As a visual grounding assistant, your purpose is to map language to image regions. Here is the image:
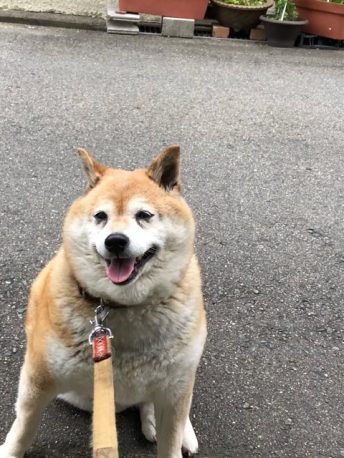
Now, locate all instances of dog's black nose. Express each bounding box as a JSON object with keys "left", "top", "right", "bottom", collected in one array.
[{"left": 105, "top": 233, "right": 129, "bottom": 255}]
